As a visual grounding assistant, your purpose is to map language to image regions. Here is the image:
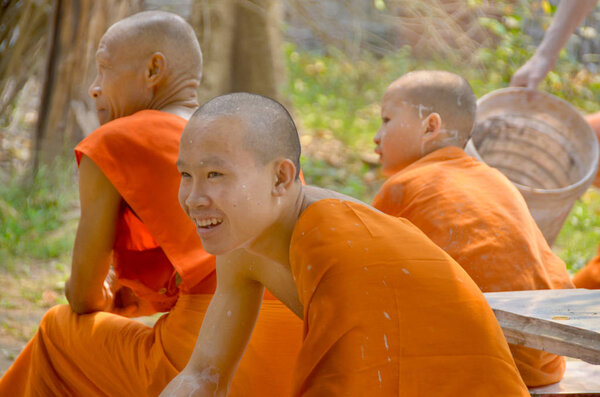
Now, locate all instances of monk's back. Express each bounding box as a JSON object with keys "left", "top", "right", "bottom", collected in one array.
[
  {"left": 373, "top": 146, "right": 572, "bottom": 293},
  {"left": 289, "top": 199, "right": 528, "bottom": 396}
]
